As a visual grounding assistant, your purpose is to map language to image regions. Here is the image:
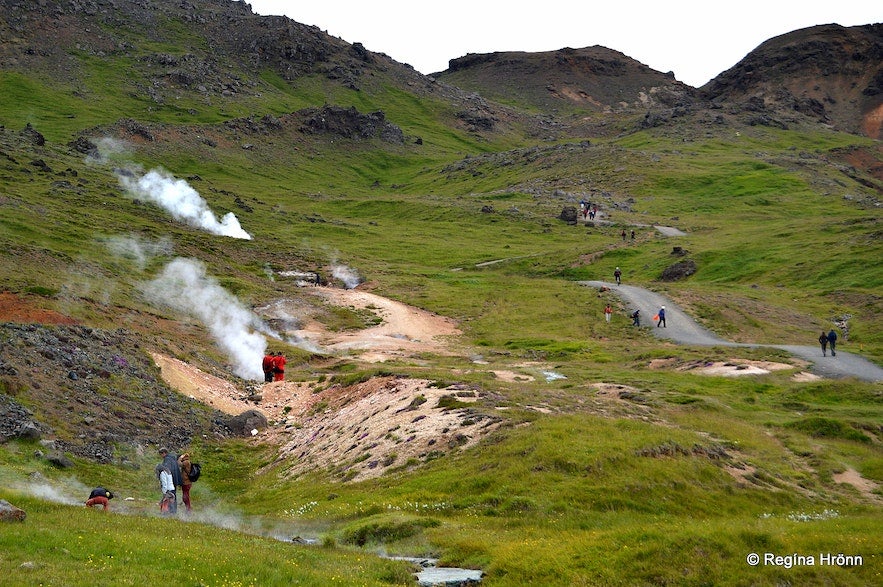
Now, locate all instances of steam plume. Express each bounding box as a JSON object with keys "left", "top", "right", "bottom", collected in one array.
[
  {"left": 119, "top": 168, "right": 252, "bottom": 240},
  {"left": 142, "top": 258, "right": 267, "bottom": 380},
  {"left": 332, "top": 264, "right": 362, "bottom": 289},
  {"left": 105, "top": 235, "right": 173, "bottom": 271}
]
